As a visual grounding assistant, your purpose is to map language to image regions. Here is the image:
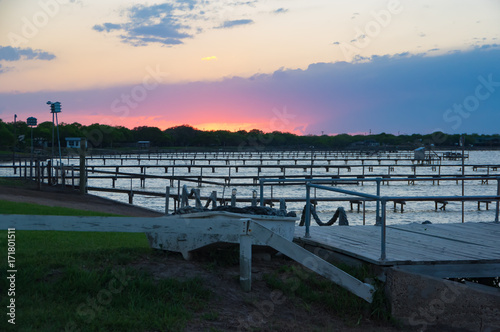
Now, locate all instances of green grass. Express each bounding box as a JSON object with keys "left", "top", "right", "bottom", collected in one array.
[
  {"left": 263, "top": 262, "right": 392, "bottom": 327},
  {"left": 0, "top": 201, "right": 212, "bottom": 331},
  {"left": 0, "top": 200, "right": 121, "bottom": 217},
  {"left": 0, "top": 177, "right": 33, "bottom": 188}
]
